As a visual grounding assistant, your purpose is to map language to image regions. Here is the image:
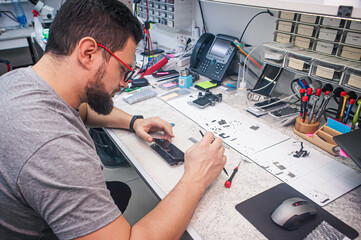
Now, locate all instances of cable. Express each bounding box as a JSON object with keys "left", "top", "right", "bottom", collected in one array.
[
  {"left": 198, "top": 0, "right": 207, "bottom": 33},
  {"left": 28, "top": 0, "right": 38, "bottom": 5},
  {"left": 252, "top": 67, "right": 282, "bottom": 93},
  {"left": 251, "top": 93, "right": 298, "bottom": 109},
  {"left": 239, "top": 9, "right": 273, "bottom": 43},
  {"left": 240, "top": 43, "right": 263, "bottom": 90},
  {"left": 0, "top": 11, "right": 18, "bottom": 22}
]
